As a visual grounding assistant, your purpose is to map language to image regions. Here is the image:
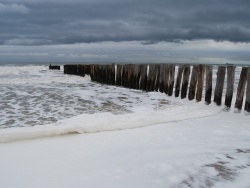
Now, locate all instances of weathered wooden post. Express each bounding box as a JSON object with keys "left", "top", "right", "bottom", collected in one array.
[
  {"left": 152, "top": 64, "right": 158, "bottom": 92},
  {"left": 95, "top": 65, "right": 99, "bottom": 82},
  {"left": 116, "top": 64, "right": 122, "bottom": 86},
  {"left": 77, "top": 64, "right": 81, "bottom": 76},
  {"left": 83, "top": 64, "right": 86, "bottom": 76},
  {"left": 98, "top": 65, "right": 102, "bottom": 82},
  {"left": 175, "top": 65, "right": 184, "bottom": 97},
  {"left": 68, "top": 65, "right": 71, "bottom": 74},
  {"left": 196, "top": 64, "right": 205, "bottom": 102},
  {"left": 99, "top": 65, "right": 103, "bottom": 83},
  {"left": 128, "top": 64, "right": 132, "bottom": 88},
  {"left": 163, "top": 65, "right": 170, "bottom": 95},
  {"left": 109, "top": 64, "right": 114, "bottom": 85},
  {"left": 133, "top": 64, "right": 140, "bottom": 89},
  {"left": 100, "top": 65, "right": 104, "bottom": 83},
  {"left": 225, "top": 66, "right": 236, "bottom": 109},
  {"left": 154, "top": 64, "right": 161, "bottom": 92},
  {"left": 139, "top": 64, "right": 147, "bottom": 91},
  {"left": 147, "top": 64, "right": 157, "bottom": 92},
  {"left": 130, "top": 64, "right": 135, "bottom": 89},
  {"left": 214, "top": 66, "right": 226, "bottom": 106},
  {"left": 188, "top": 65, "right": 198, "bottom": 100},
  {"left": 168, "top": 65, "right": 175, "bottom": 96},
  {"left": 205, "top": 65, "right": 213, "bottom": 104},
  {"left": 121, "top": 65, "right": 125, "bottom": 87},
  {"left": 75, "top": 64, "right": 78, "bottom": 75},
  {"left": 244, "top": 67, "right": 250, "bottom": 113},
  {"left": 108, "top": 64, "right": 111, "bottom": 84},
  {"left": 123, "top": 64, "right": 128, "bottom": 87},
  {"left": 108, "top": 64, "right": 112, "bottom": 84},
  {"left": 93, "top": 65, "right": 98, "bottom": 81},
  {"left": 94, "top": 64, "right": 99, "bottom": 81},
  {"left": 90, "top": 65, "right": 96, "bottom": 80},
  {"left": 181, "top": 65, "right": 191, "bottom": 99},
  {"left": 71, "top": 64, "right": 77, "bottom": 75},
  {"left": 101, "top": 65, "right": 104, "bottom": 83},
  {"left": 69, "top": 65, "right": 72, "bottom": 74},
  {"left": 99, "top": 65, "right": 103, "bottom": 82},
  {"left": 132, "top": 64, "right": 136, "bottom": 89},
  {"left": 85, "top": 65, "right": 90, "bottom": 75},
  {"left": 67, "top": 64, "right": 70, "bottom": 74},
  {"left": 111, "top": 64, "right": 116, "bottom": 85},
  {"left": 69, "top": 65, "right": 74, "bottom": 75},
  {"left": 98, "top": 65, "right": 102, "bottom": 83},
  {"left": 109, "top": 64, "right": 113, "bottom": 85},
  {"left": 105, "top": 65, "right": 109, "bottom": 84},
  {"left": 102, "top": 65, "right": 106, "bottom": 84},
  {"left": 93, "top": 64, "right": 97, "bottom": 81},
  {"left": 69, "top": 64, "right": 72, "bottom": 74},
  {"left": 235, "top": 67, "right": 248, "bottom": 111},
  {"left": 106, "top": 65, "right": 110, "bottom": 84},
  {"left": 125, "top": 64, "right": 129, "bottom": 87},
  {"left": 134, "top": 65, "right": 141, "bottom": 89},
  {"left": 146, "top": 64, "right": 152, "bottom": 91},
  {"left": 158, "top": 64, "right": 164, "bottom": 93},
  {"left": 66, "top": 64, "right": 69, "bottom": 74},
  {"left": 96, "top": 64, "right": 102, "bottom": 83},
  {"left": 82, "top": 65, "right": 86, "bottom": 75},
  {"left": 64, "top": 65, "right": 68, "bottom": 74},
  {"left": 89, "top": 65, "right": 94, "bottom": 81},
  {"left": 70, "top": 65, "right": 73, "bottom": 75},
  {"left": 126, "top": 64, "right": 133, "bottom": 88},
  {"left": 67, "top": 64, "right": 69, "bottom": 74},
  {"left": 72, "top": 65, "right": 74, "bottom": 74},
  {"left": 82, "top": 64, "right": 86, "bottom": 77}
]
